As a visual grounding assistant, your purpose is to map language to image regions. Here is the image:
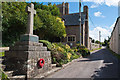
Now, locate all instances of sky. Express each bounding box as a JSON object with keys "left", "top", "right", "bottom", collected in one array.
[{"left": 28, "top": 0, "right": 119, "bottom": 42}]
